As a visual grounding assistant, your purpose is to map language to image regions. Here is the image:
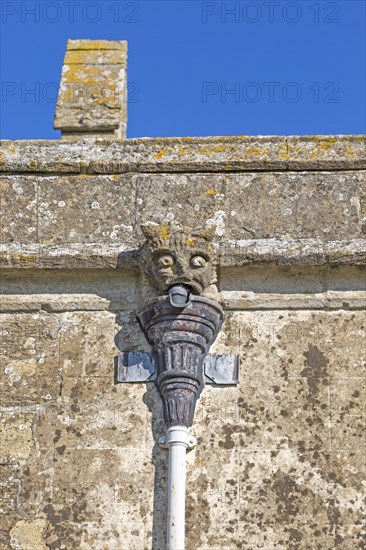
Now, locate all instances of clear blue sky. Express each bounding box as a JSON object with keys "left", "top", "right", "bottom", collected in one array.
[{"left": 1, "top": 0, "right": 365, "bottom": 139}]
